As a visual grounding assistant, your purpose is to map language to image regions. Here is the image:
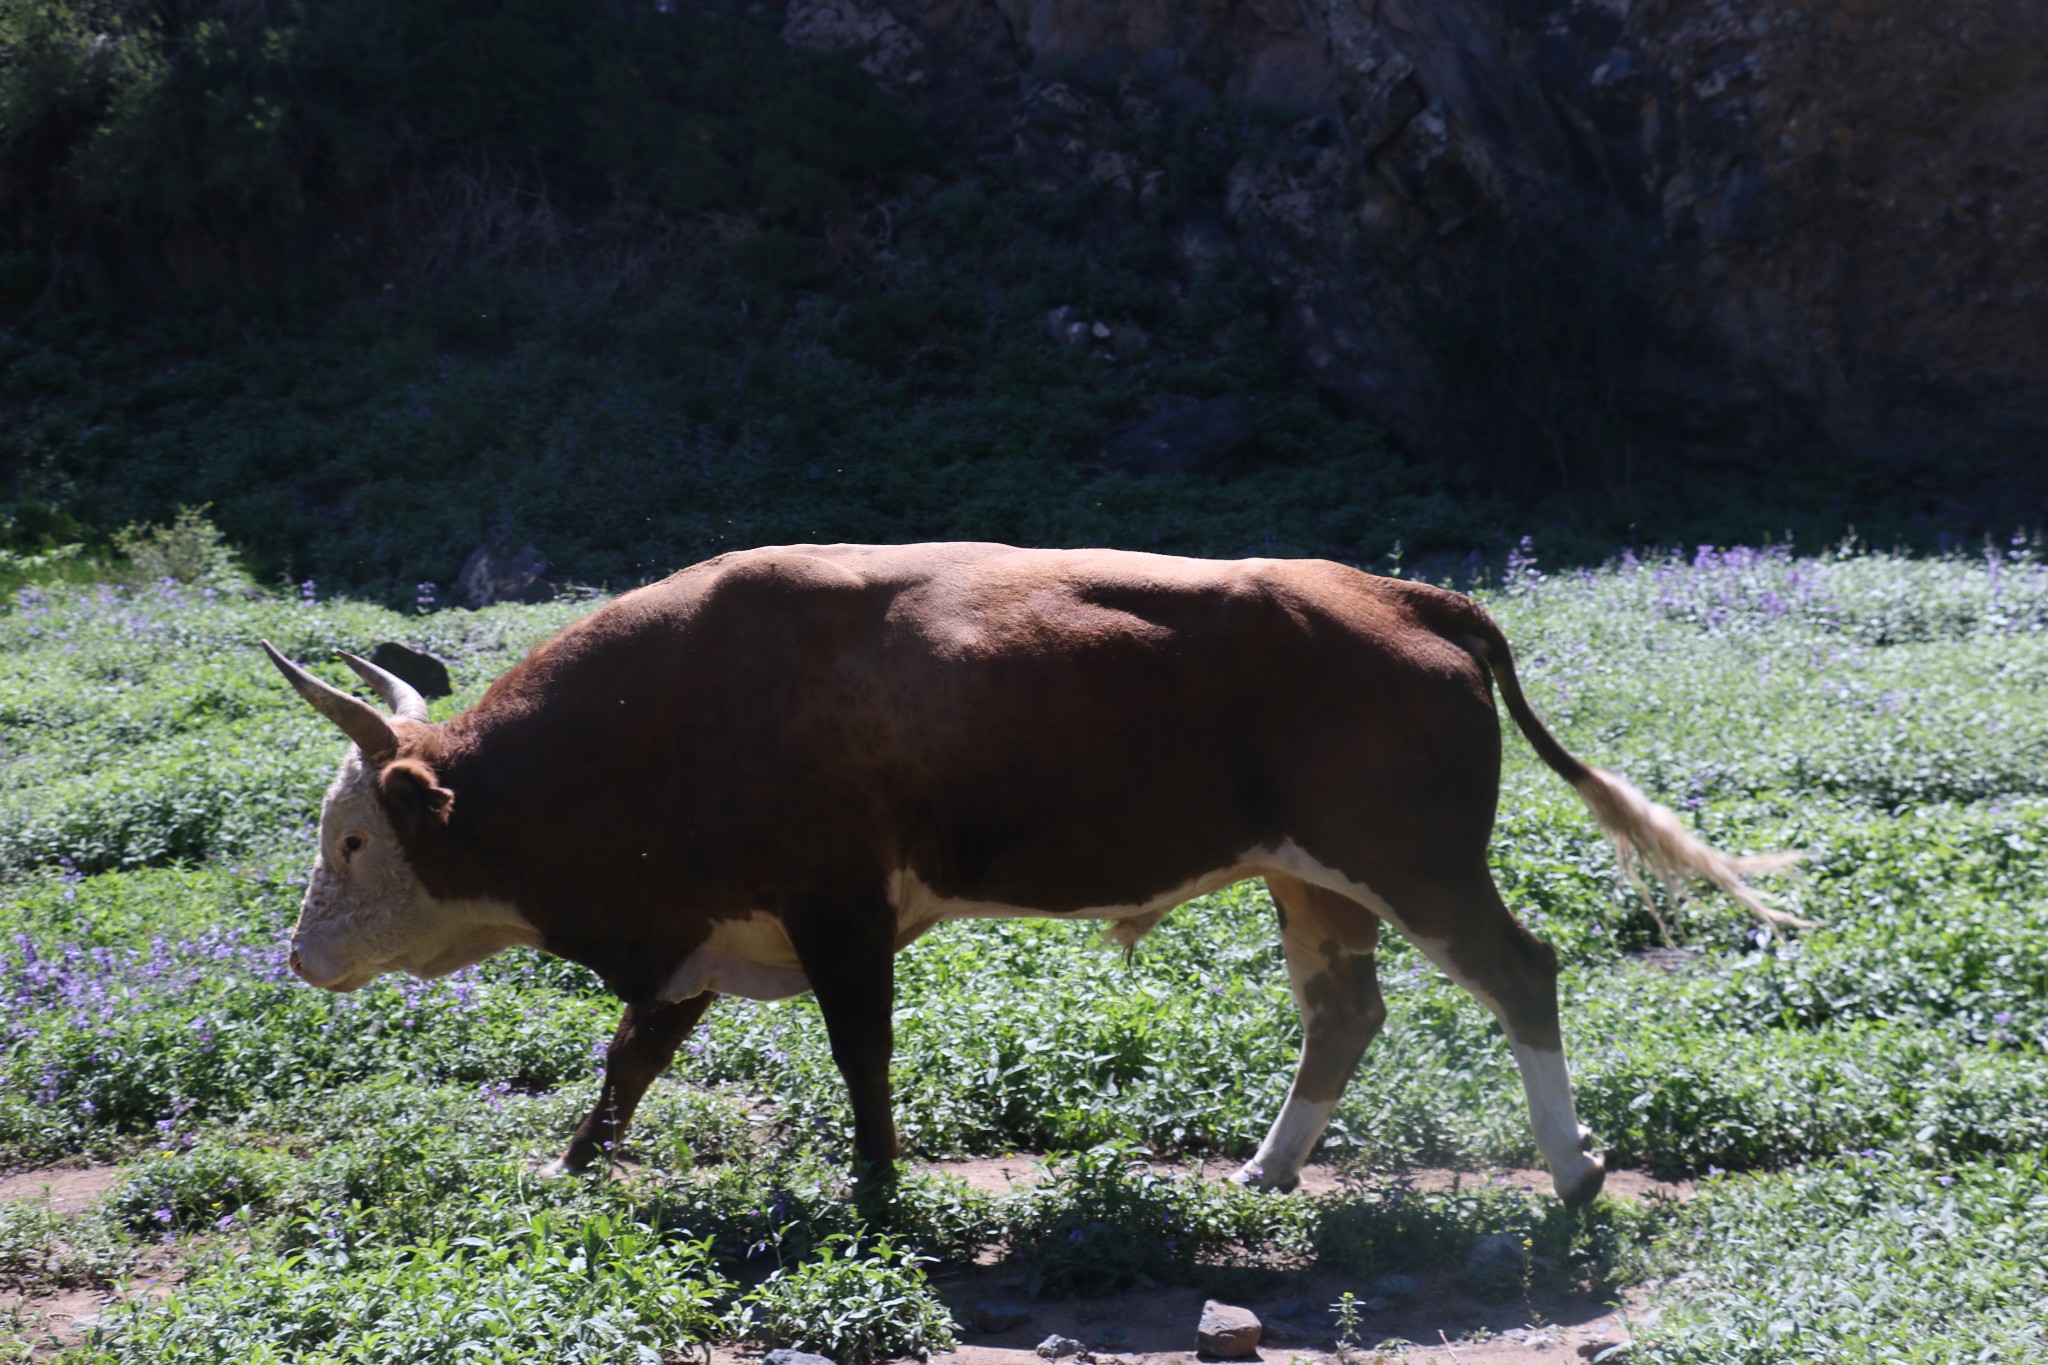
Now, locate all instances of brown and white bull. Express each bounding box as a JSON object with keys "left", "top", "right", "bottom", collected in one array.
[{"left": 263, "top": 543, "right": 1798, "bottom": 1204}]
